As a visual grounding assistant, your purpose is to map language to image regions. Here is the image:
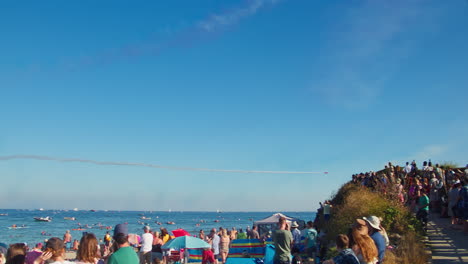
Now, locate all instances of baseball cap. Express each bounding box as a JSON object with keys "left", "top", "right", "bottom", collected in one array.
[{"left": 114, "top": 223, "right": 129, "bottom": 237}]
